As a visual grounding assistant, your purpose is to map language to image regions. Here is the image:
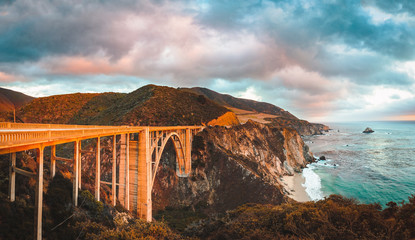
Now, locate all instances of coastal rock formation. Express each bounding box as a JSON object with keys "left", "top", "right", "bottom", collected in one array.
[
  {"left": 267, "top": 117, "right": 330, "bottom": 136},
  {"left": 363, "top": 127, "right": 374, "bottom": 133},
  {"left": 152, "top": 120, "right": 313, "bottom": 214}
]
